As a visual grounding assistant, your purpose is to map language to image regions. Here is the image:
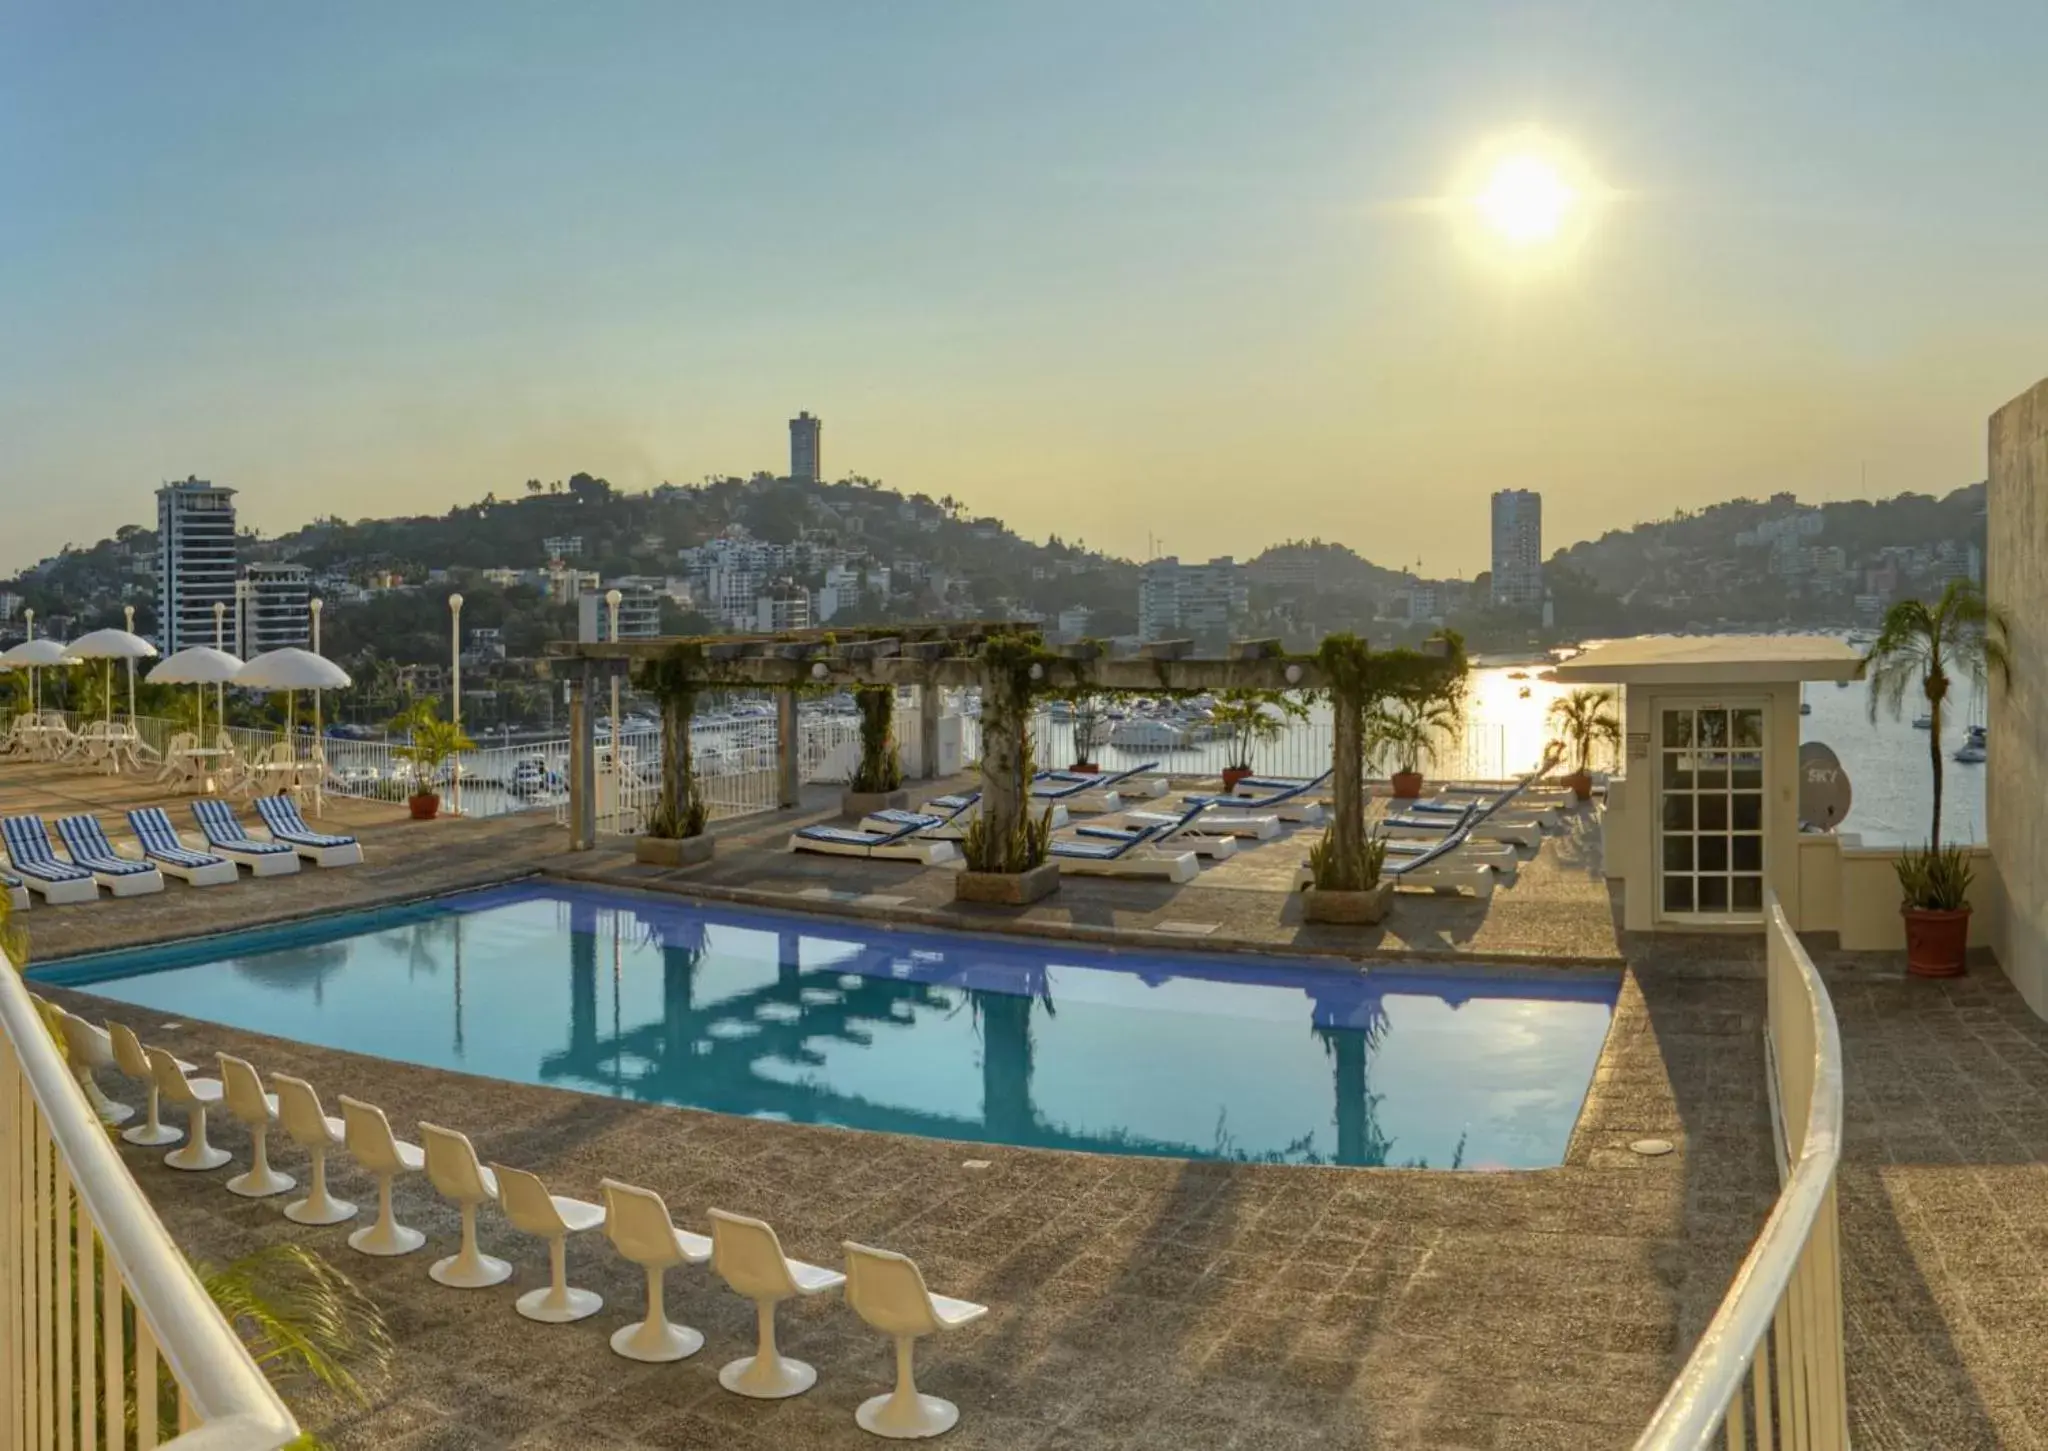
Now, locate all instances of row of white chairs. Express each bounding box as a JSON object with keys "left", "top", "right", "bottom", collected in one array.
[{"left": 47, "top": 1002, "right": 988, "bottom": 1440}]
